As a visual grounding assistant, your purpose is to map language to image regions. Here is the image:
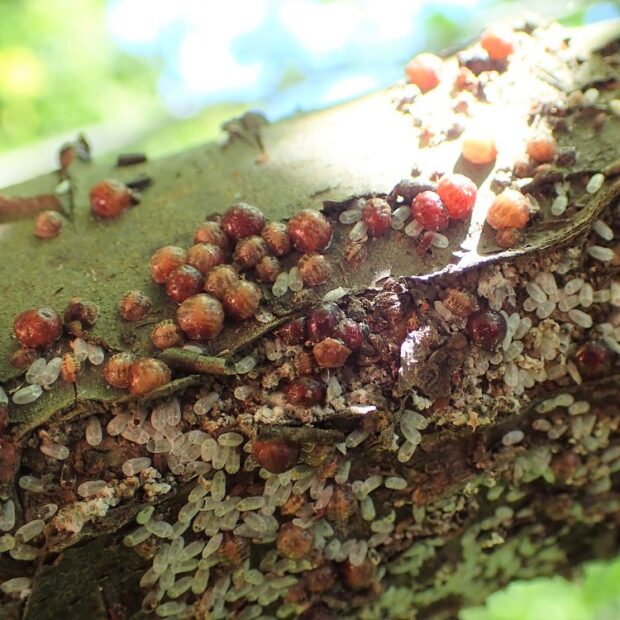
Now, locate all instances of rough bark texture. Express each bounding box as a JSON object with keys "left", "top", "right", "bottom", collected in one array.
[{"left": 0, "top": 16, "right": 620, "bottom": 620}]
